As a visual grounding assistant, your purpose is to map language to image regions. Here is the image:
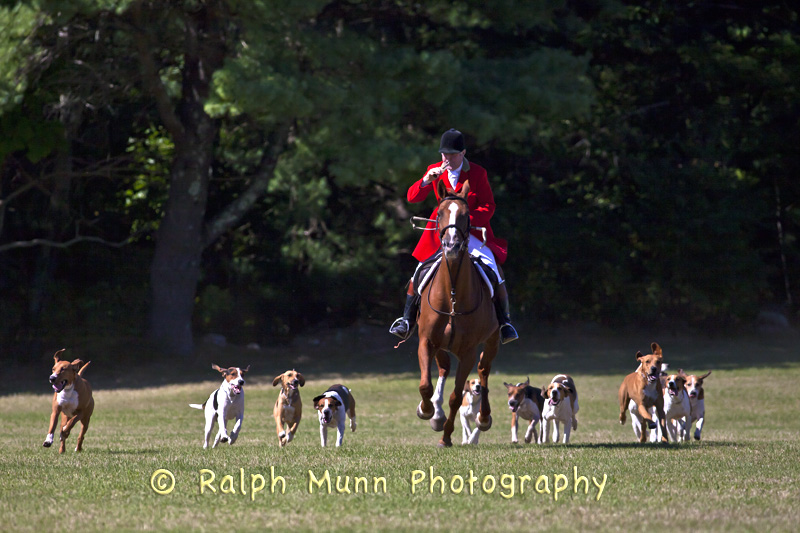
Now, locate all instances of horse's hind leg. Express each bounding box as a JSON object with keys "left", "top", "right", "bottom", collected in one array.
[
  {"left": 430, "top": 350, "right": 450, "bottom": 432},
  {"left": 476, "top": 333, "right": 500, "bottom": 431},
  {"left": 417, "top": 339, "right": 435, "bottom": 420},
  {"left": 439, "top": 354, "right": 473, "bottom": 448}
]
